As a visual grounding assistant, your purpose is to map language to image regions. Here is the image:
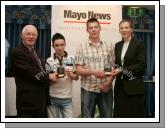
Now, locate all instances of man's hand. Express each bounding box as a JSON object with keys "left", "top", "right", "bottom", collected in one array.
[
  {"left": 65, "top": 69, "right": 79, "bottom": 80},
  {"left": 100, "top": 82, "right": 111, "bottom": 93},
  {"left": 65, "top": 69, "right": 73, "bottom": 78},
  {"left": 92, "top": 69, "right": 106, "bottom": 79},
  {"left": 110, "top": 67, "right": 121, "bottom": 76},
  {"left": 49, "top": 73, "right": 57, "bottom": 82}
]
